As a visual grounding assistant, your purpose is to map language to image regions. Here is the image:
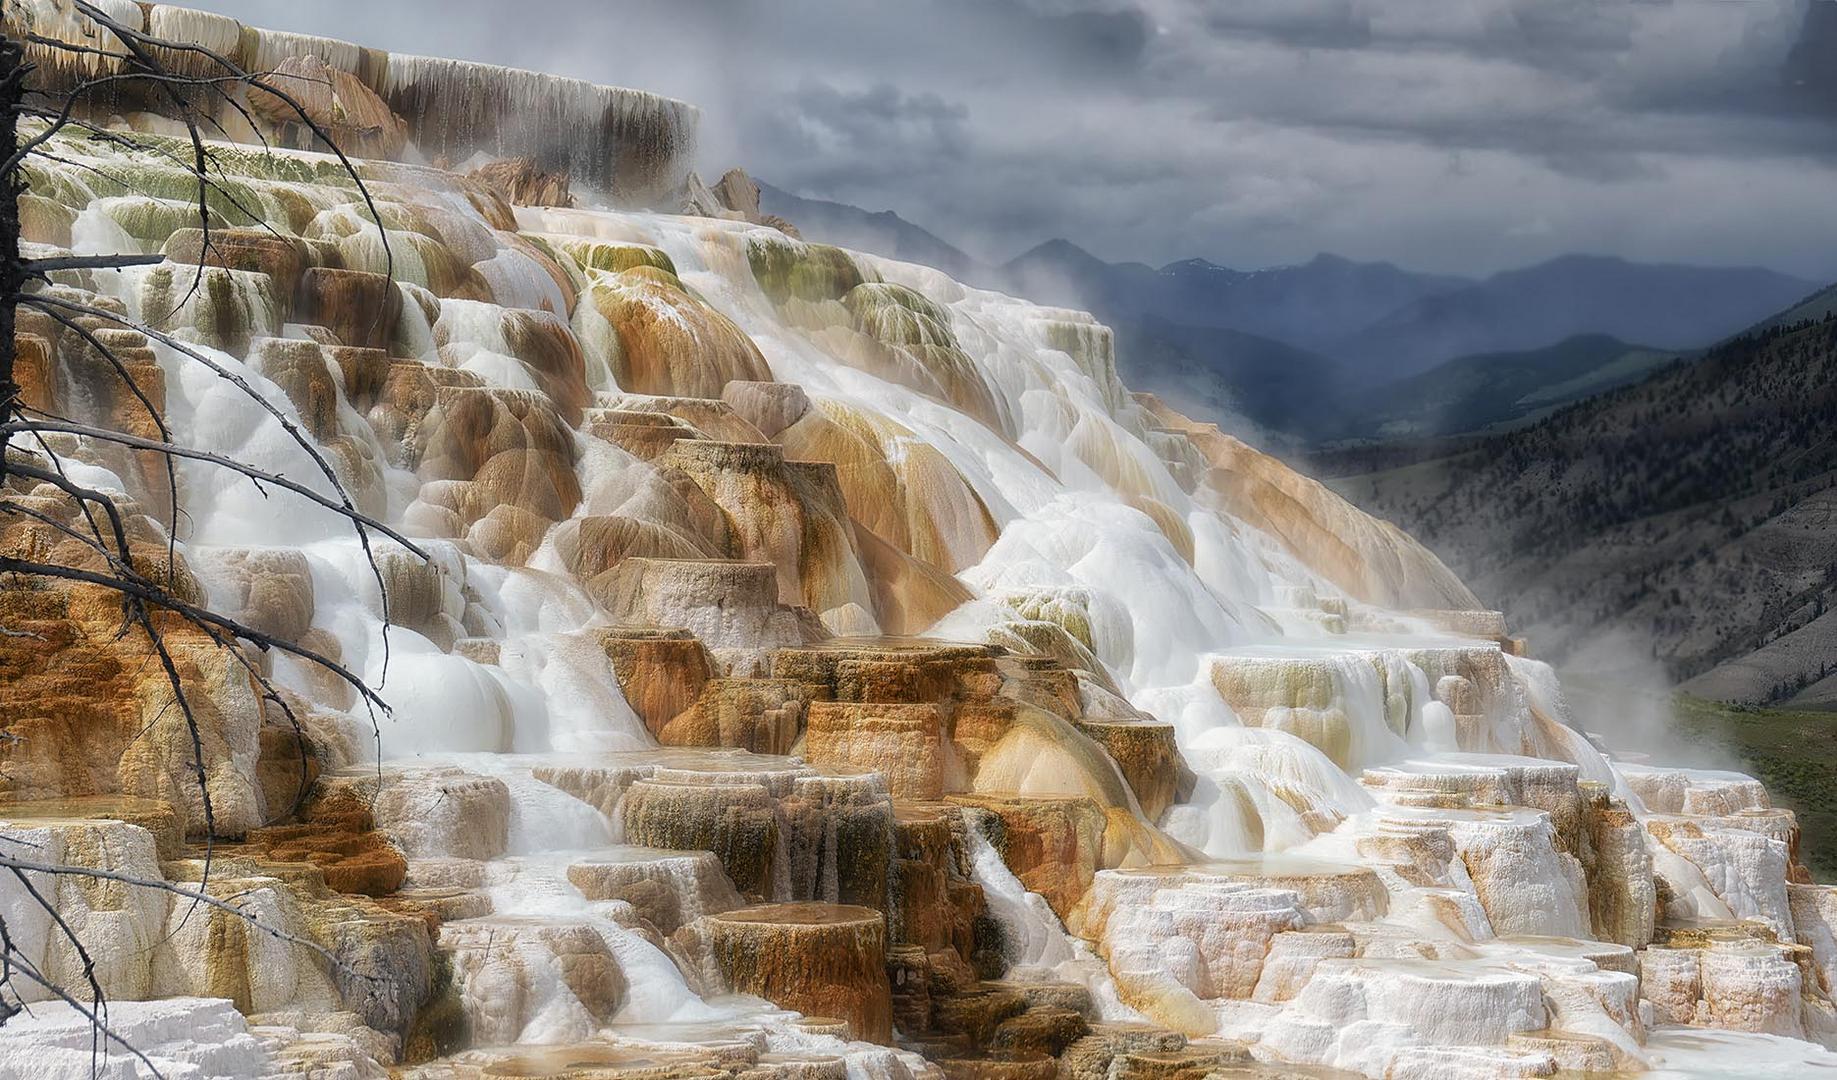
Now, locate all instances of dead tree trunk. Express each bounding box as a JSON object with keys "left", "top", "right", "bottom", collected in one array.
[{"left": 0, "top": 34, "right": 23, "bottom": 428}]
